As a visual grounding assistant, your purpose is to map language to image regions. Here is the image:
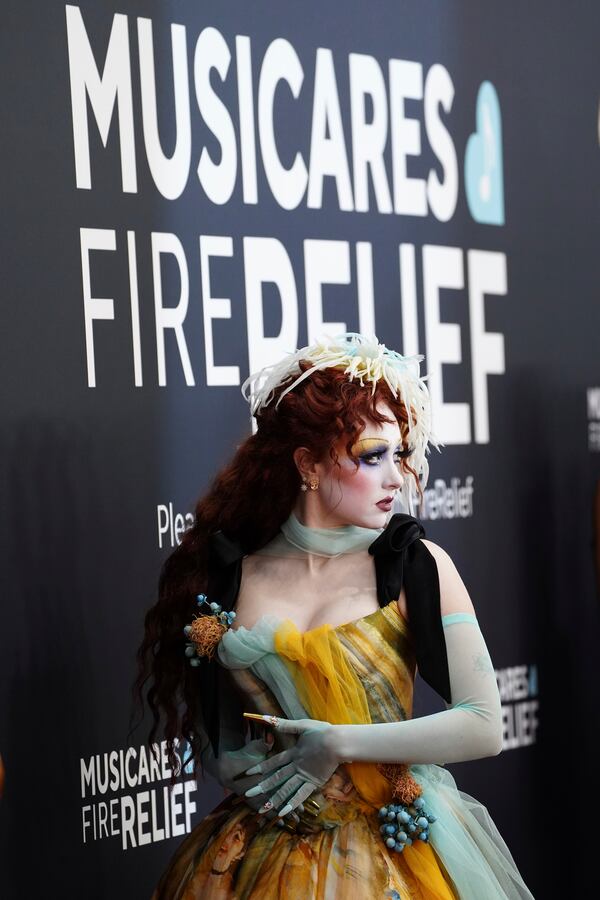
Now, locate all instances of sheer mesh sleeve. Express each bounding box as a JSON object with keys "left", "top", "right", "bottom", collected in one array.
[{"left": 335, "top": 615, "right": 503, "bottom": 765}]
